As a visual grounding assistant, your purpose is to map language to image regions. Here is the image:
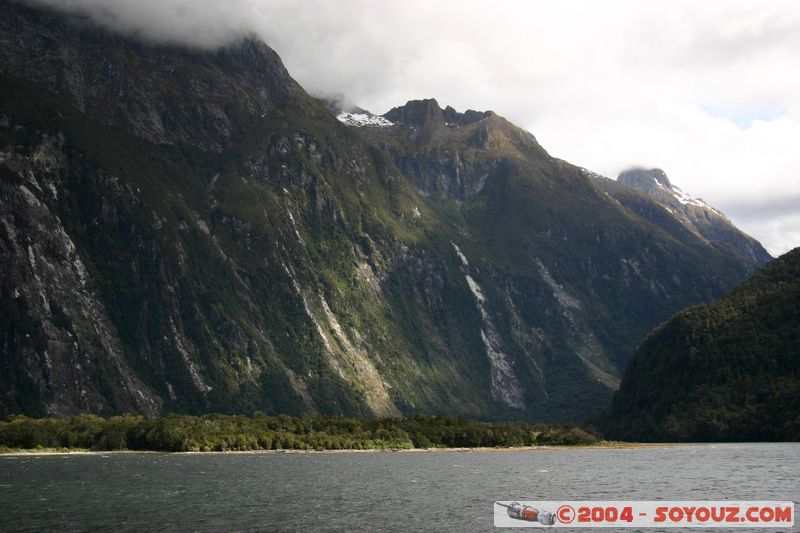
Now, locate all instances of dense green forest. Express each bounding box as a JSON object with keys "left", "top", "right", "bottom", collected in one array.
[
  {"left": 0, "top": 413, "right": 599, "bottom": 452},
  {"left": 606, "top": 247, "right": 800, "bottom": 442}
]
